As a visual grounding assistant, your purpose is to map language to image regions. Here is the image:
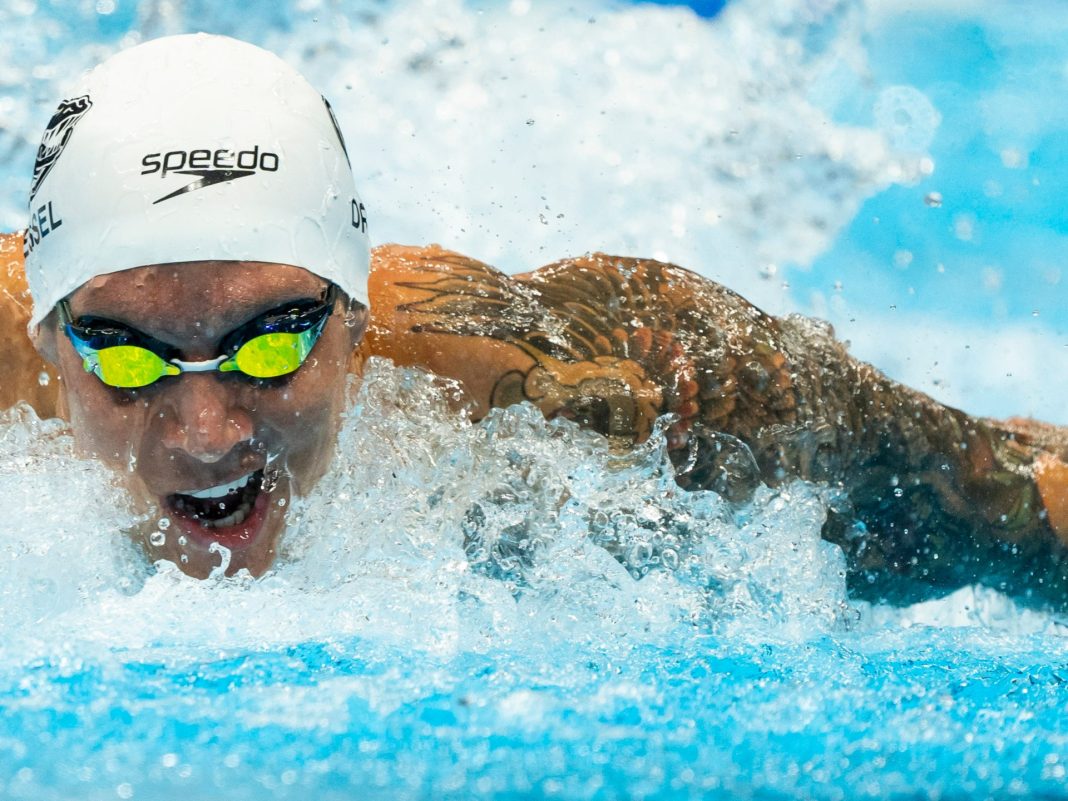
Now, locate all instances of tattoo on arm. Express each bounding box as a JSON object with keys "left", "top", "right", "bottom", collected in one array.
[{"left": 391, "top": 249, "right": 1068, "bottom": 607}]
